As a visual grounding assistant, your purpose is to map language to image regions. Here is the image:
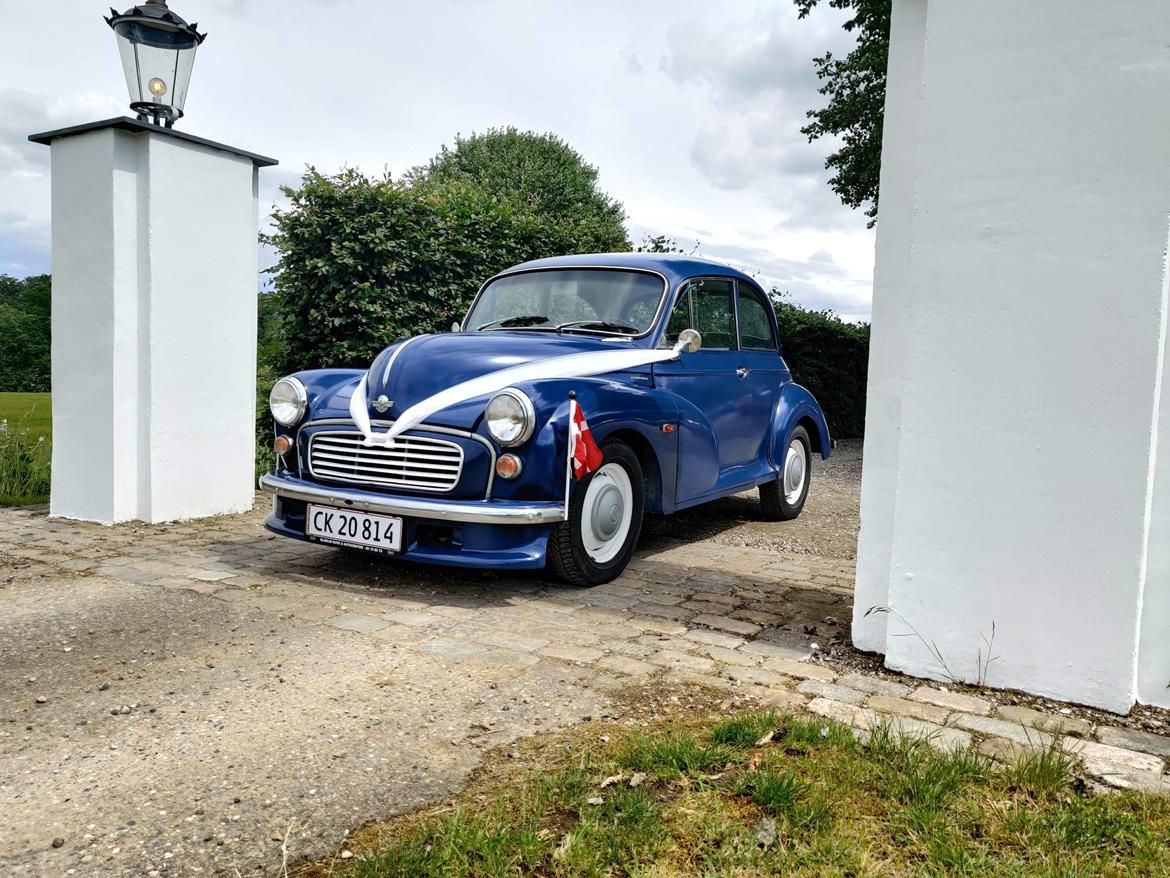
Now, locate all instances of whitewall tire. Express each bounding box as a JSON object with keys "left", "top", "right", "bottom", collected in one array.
[{"left": 549, "top": 440, "right": 644, "bottom": 586}]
